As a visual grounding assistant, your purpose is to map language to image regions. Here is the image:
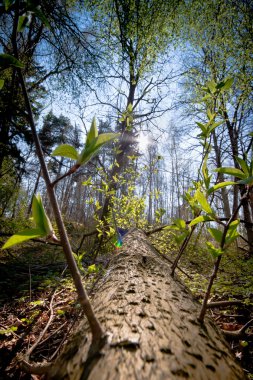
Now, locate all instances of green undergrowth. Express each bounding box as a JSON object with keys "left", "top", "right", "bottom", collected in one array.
[
  {"left": 0, "top": 228, "right": 105, "bottom": 308},
  {"left": 150, "top": 230, "right": 253, "bottom": 305}
]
